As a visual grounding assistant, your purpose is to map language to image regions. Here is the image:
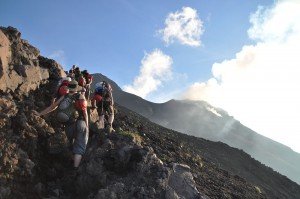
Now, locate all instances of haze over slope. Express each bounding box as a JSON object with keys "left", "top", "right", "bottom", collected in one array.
[
  {"left": 4, "top": 26, "right": 300, "bottom": 198},
  {"left": 93, "top": 73, "right": 300, "bottom": 185}
]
